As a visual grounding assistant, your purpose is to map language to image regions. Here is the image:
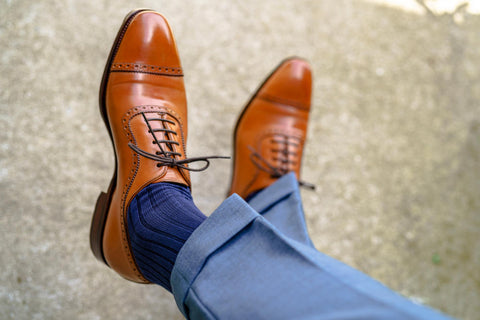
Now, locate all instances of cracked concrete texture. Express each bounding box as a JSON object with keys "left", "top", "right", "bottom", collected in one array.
[{"left": 1, "top": 0, "right": 479, "bottom": 319}]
